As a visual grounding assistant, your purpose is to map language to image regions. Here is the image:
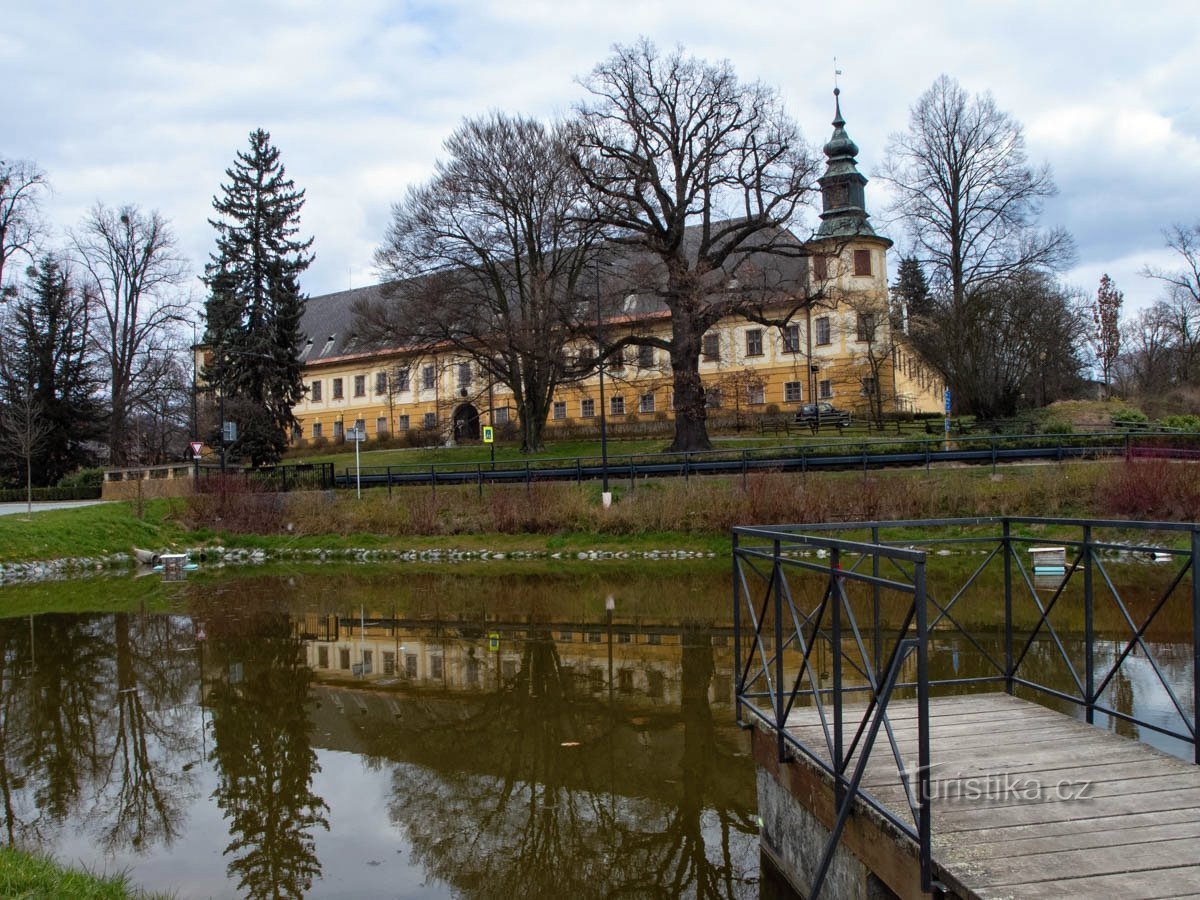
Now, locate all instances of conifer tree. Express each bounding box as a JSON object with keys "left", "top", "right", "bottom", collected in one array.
[
  {"left": 203, "top": 129, "right": 312, "bottom": 466},
  {"left": 0, "top": 255, "right": 104, "bottom": 485},
  {"left": 891, "top": 255, "right": 932, "bottom": 322}
]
